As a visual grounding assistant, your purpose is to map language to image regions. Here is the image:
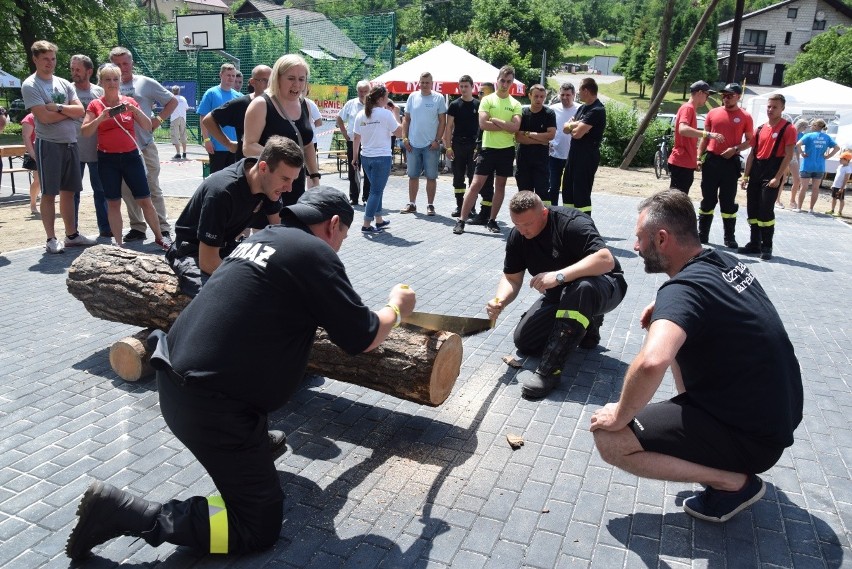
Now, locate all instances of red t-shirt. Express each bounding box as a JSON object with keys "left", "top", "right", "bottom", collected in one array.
[
  {"left": 21, "top": 113, "right": 36, "bottom": 146},
  {"left": 87, "top": 96, "right": 140, "bottom": 153},
  {"left": 704, "top": 106, "right": 753, "bottom": 156},
  {"left": 668, "top": 102, "right": 698, "bottom": 169},
  {"left": 752, "top": 119, "right": 796, "bottom": 159}
]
